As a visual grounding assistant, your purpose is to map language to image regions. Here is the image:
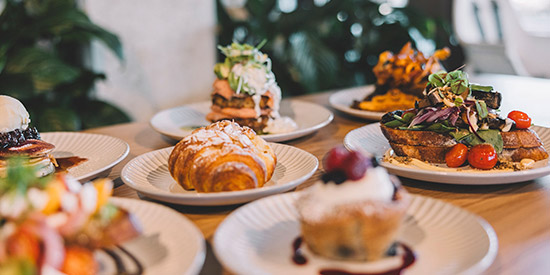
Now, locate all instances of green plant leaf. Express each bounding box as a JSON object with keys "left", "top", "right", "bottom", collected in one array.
[
  {"left": 35, "top": 107, "right": 81, "bottom": 131},
  {"left": 288, "top": 32, "right": 338, "bottom": 93},
  {"left": 77, "top": 99, "right": 131, "bottom": 129},
  {"left": 461, "top": 129, "right": 503, "bottom": 153},
  {"left": 5, "top": 47, "right": 79, "bottom": 91}
]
